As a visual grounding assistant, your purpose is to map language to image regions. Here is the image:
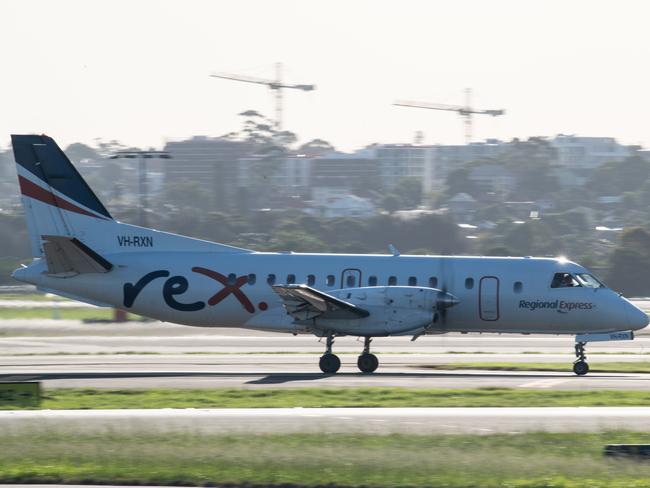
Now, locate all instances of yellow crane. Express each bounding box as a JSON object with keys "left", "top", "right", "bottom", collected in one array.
[
  {"left": 210, "top": 62, "right": 315, "bottom": 131},
  {"left": 394, "top": 88, "right": 504, "bottom": 144}
]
